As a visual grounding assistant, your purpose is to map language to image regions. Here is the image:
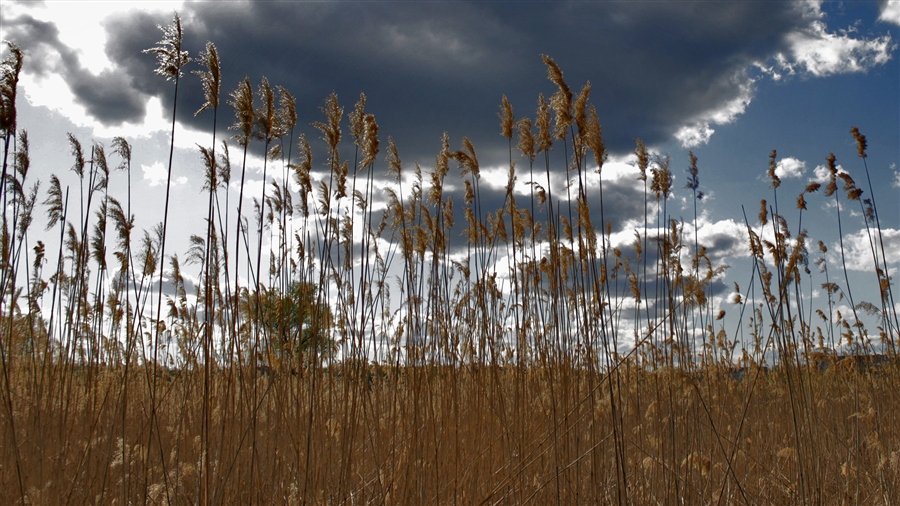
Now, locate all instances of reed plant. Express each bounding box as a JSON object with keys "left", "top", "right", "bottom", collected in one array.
[{"left": 1, "top": 22, "right": 898, "bottom": 505}]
